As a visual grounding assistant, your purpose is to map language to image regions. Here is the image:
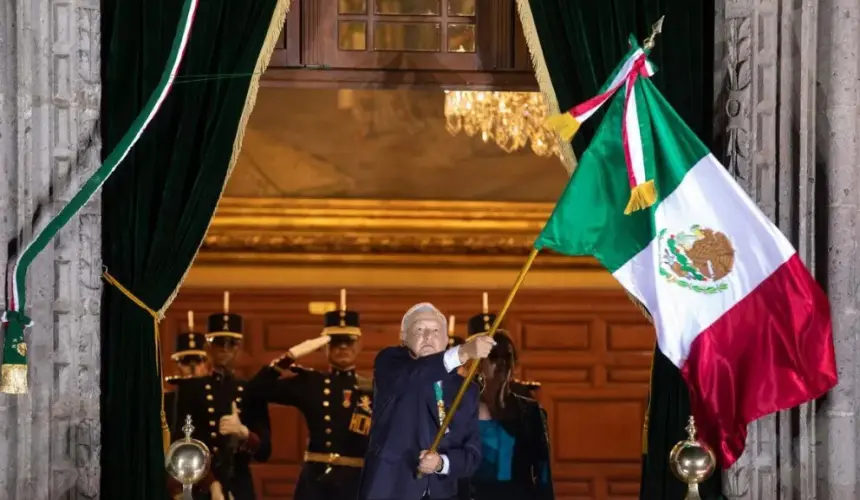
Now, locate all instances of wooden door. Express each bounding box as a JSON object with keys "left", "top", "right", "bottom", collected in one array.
[
  {"left": 163, "top": 287, "right": 653, "bottom": 500},
  {"left": 264, "top": 0, "right": 538, "bottom": 90}
]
